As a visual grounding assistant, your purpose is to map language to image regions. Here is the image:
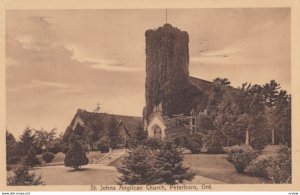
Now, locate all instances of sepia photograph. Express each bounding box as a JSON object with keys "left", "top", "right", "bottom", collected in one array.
[{"left": 1, "top": 1, "right": 299, "bottom": 192}]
